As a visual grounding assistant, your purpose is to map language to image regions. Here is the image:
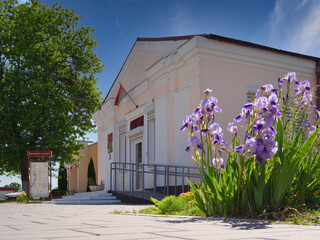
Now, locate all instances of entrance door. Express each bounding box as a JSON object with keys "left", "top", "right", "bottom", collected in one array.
[{"left": 130, "top": 137, "right": 143, "bottom": 189}]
